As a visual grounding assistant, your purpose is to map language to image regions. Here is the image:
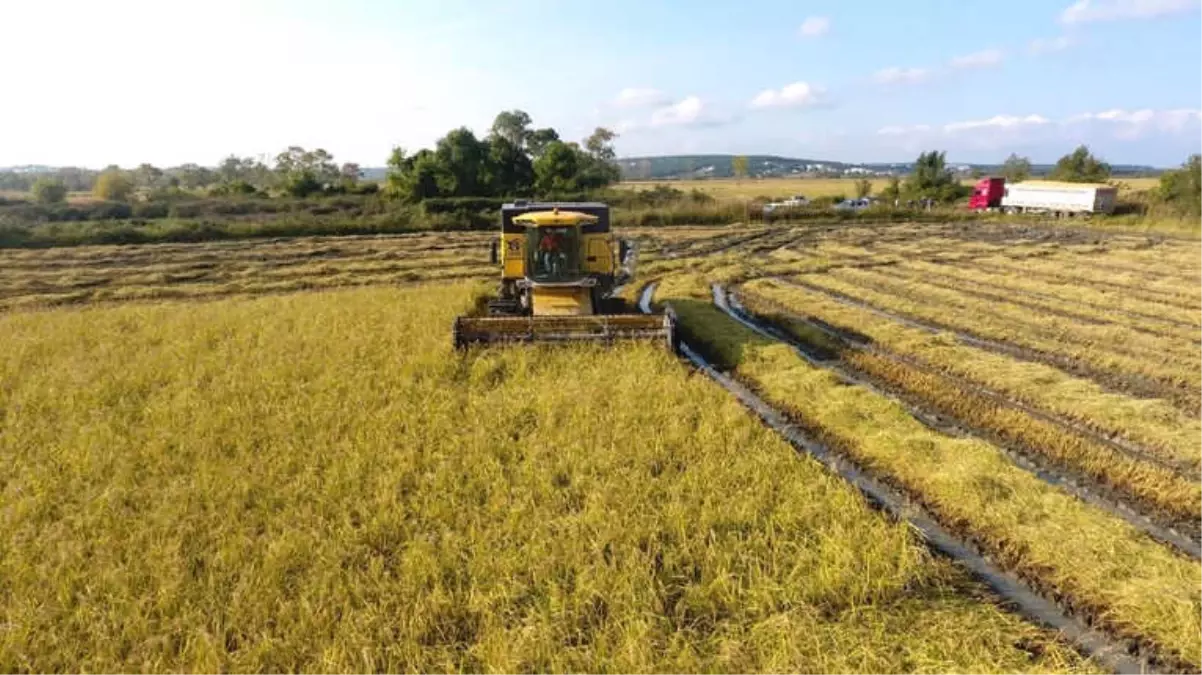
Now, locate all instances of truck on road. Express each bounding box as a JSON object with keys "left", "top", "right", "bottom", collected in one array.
[{"left": 968, "top": 178, "right": 1118, "bottom": 216}]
